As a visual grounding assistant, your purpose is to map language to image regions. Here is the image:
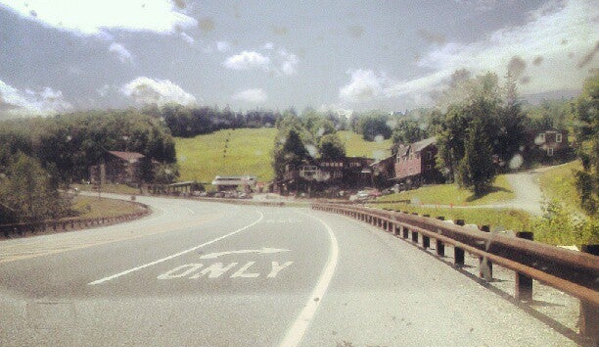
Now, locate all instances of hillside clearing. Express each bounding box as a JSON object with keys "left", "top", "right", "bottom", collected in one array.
[{"left": 175, "top": 128, "right": 277, "bottom": 183}]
